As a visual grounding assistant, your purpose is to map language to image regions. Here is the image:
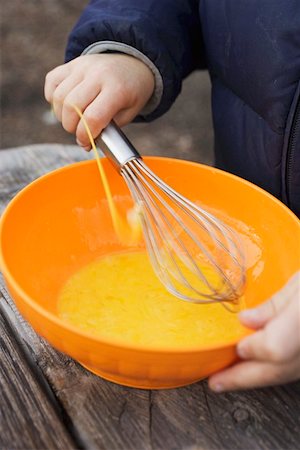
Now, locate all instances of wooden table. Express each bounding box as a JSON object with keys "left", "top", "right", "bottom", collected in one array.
[{"left": 1, "top": 144, "right": 299, "bottom": 450}]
